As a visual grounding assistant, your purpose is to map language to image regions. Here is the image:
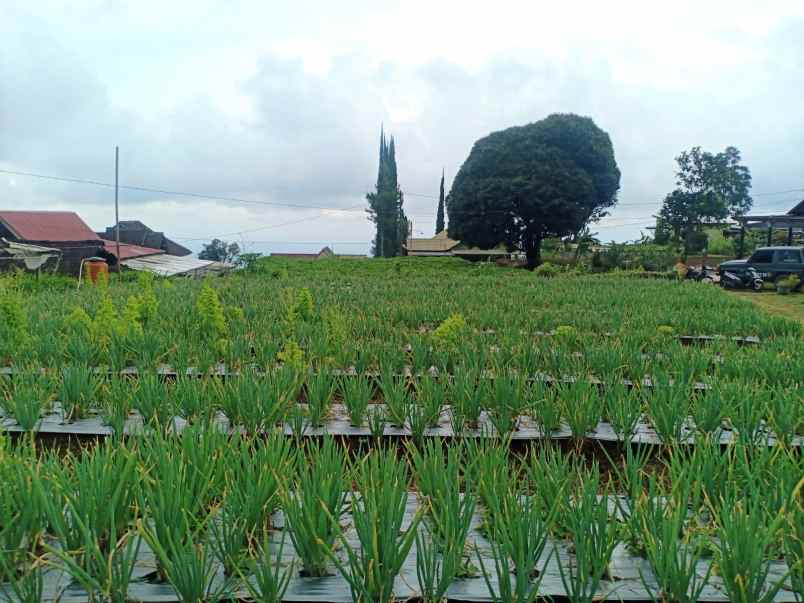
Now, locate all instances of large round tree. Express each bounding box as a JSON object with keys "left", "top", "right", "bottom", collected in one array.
[{"left": 447, "top": 114, "right": 620, "bottom": 268}]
